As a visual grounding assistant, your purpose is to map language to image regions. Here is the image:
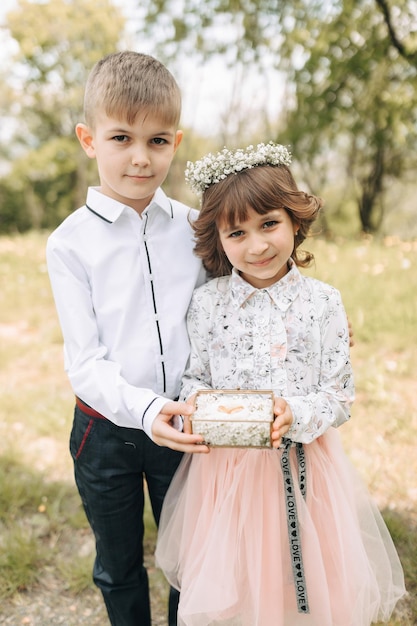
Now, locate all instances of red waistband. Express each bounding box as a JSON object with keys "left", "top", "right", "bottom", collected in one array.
[{"left": 75, "top": 396, "right": 108, "bottom": 420}]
